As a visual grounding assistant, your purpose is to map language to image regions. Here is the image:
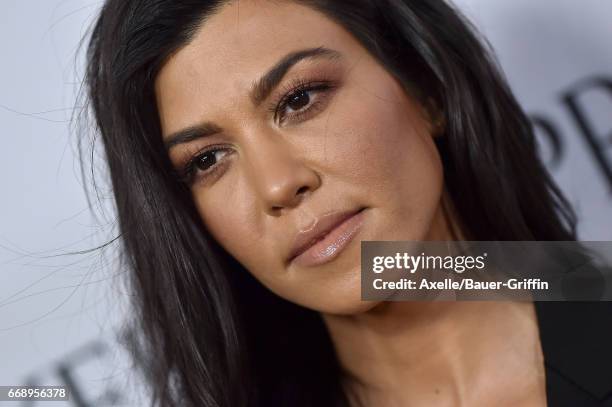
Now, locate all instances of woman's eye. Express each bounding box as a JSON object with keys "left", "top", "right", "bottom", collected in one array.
[
  {"left": 180, "top": 147, "right": 232, "bottom": 185},
  {"left": 286, "top": 90, "right": 311, "bottom": 111},
  {"left": 195, "top": 149, "right": 229, "bottom": 172},
  {"left": 276, "top": 83, "right": 333, "bottom": 124}
]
